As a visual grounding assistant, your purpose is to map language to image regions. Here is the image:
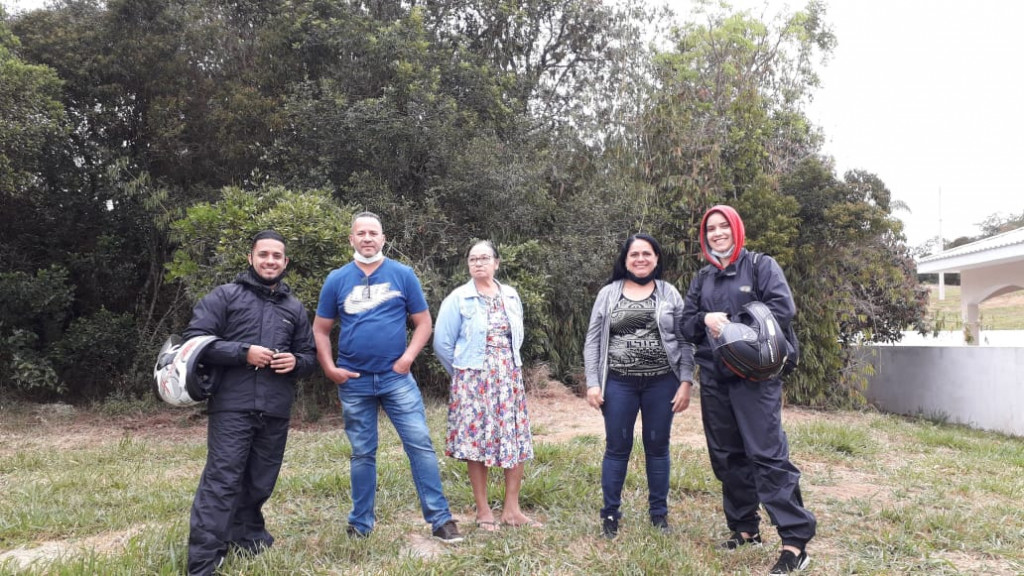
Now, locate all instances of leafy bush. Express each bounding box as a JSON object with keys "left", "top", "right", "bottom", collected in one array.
[
  {"left": 167, "top": 185, "right": 352, "bottom": 309},
  {"left": 54, "top": 308, "right": 139, "bottom": 401},
  {"left": 0, "top": 265, "right": 74, "bottom": 397},
  {"left": 0, "top": 329, "right": 61, "bottom": 397}
]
